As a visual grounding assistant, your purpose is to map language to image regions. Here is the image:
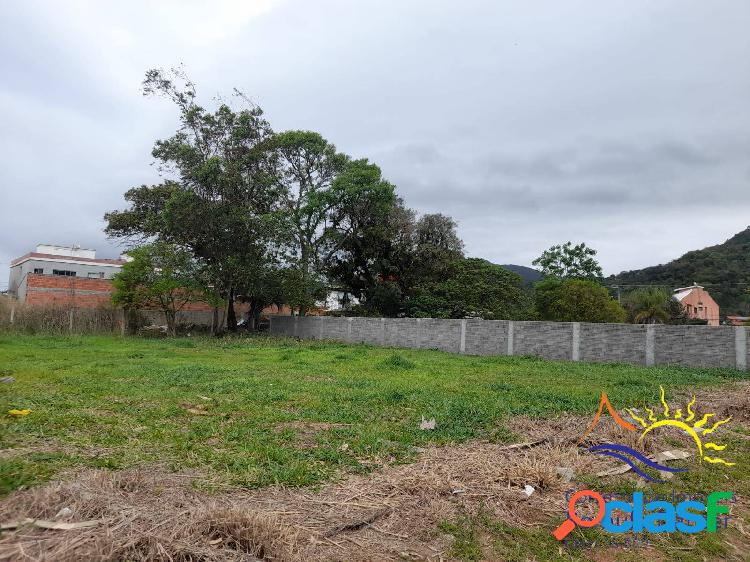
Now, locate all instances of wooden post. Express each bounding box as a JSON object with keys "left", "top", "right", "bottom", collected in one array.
[
  {"left": 120, "top": 309, "right": 126, "bottom": 337},
  {"left": 69, "top": 309, "right": 74, "bottom": 333},
  {"left": 10, "top": 305, "right": 15, "bottom": 325}
]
